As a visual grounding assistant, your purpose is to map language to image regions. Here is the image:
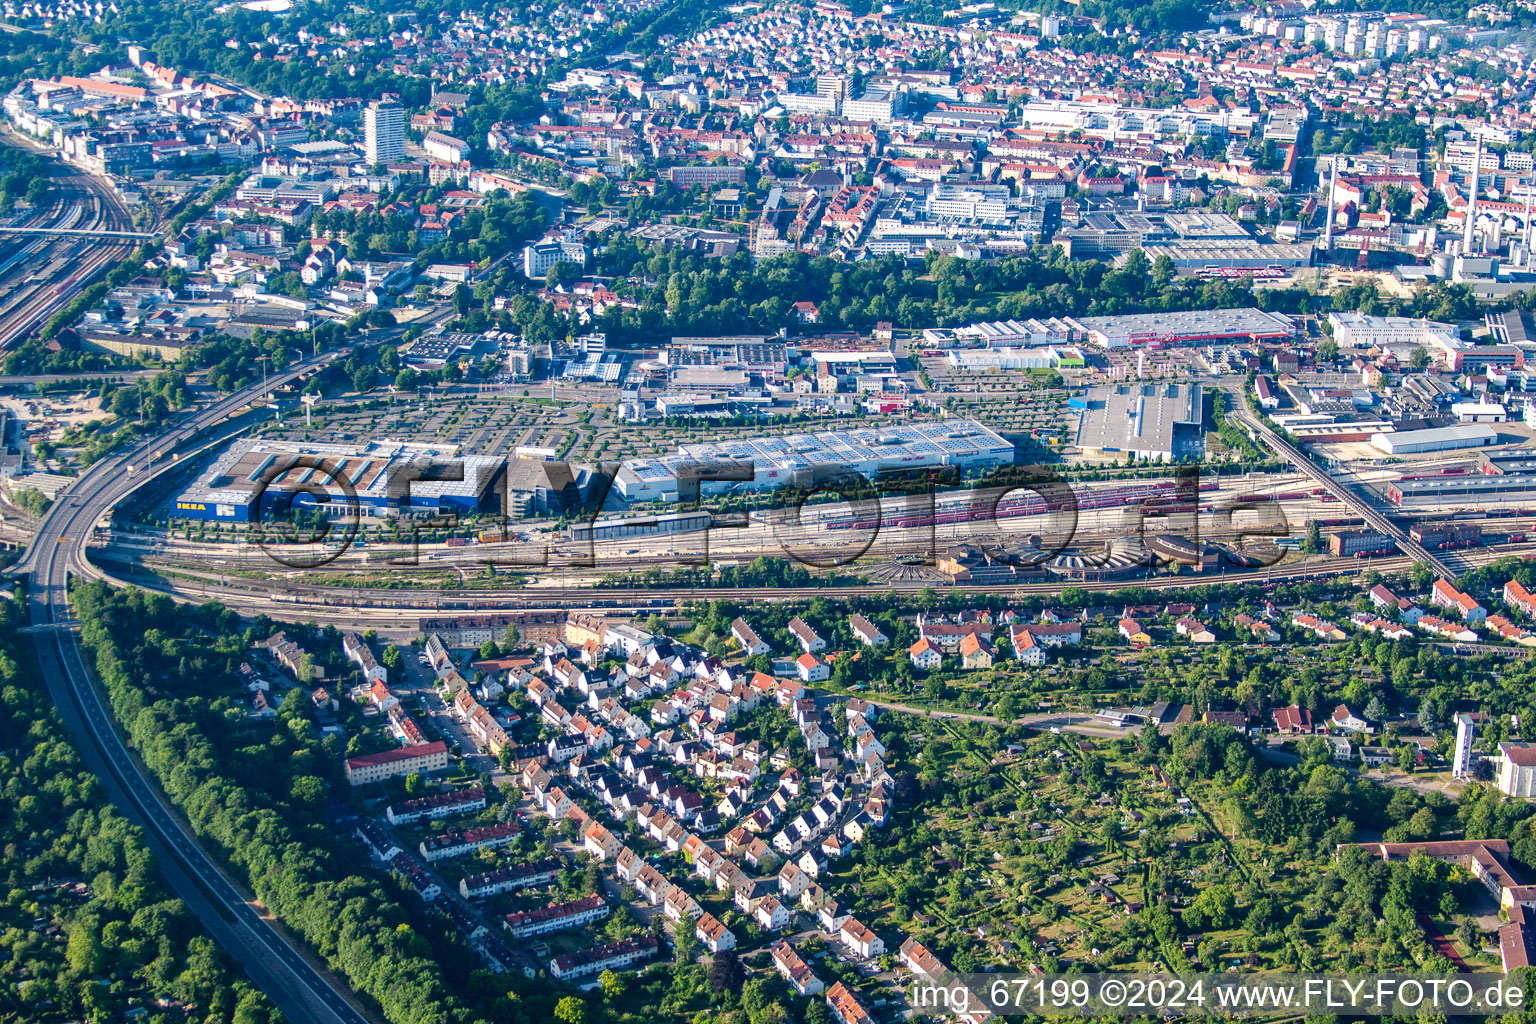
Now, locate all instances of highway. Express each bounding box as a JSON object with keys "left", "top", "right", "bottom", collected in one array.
[
  {"left": 20, "top": 352, "right": 379, "bottom": 1024},
  {"left": 3, "top": 313, "right": 1514, "bottom": 1022}
]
